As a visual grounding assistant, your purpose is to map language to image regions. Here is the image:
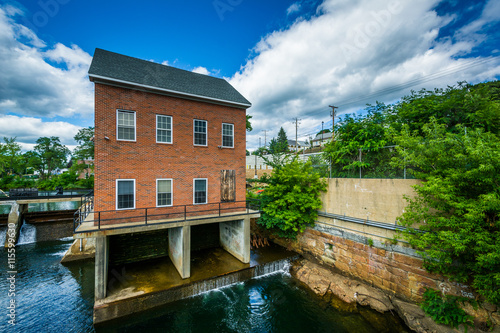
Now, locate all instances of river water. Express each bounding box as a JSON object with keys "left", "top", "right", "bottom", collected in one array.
[{"left": 0, "top": 238, "right": 410, "bottom": 333}]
